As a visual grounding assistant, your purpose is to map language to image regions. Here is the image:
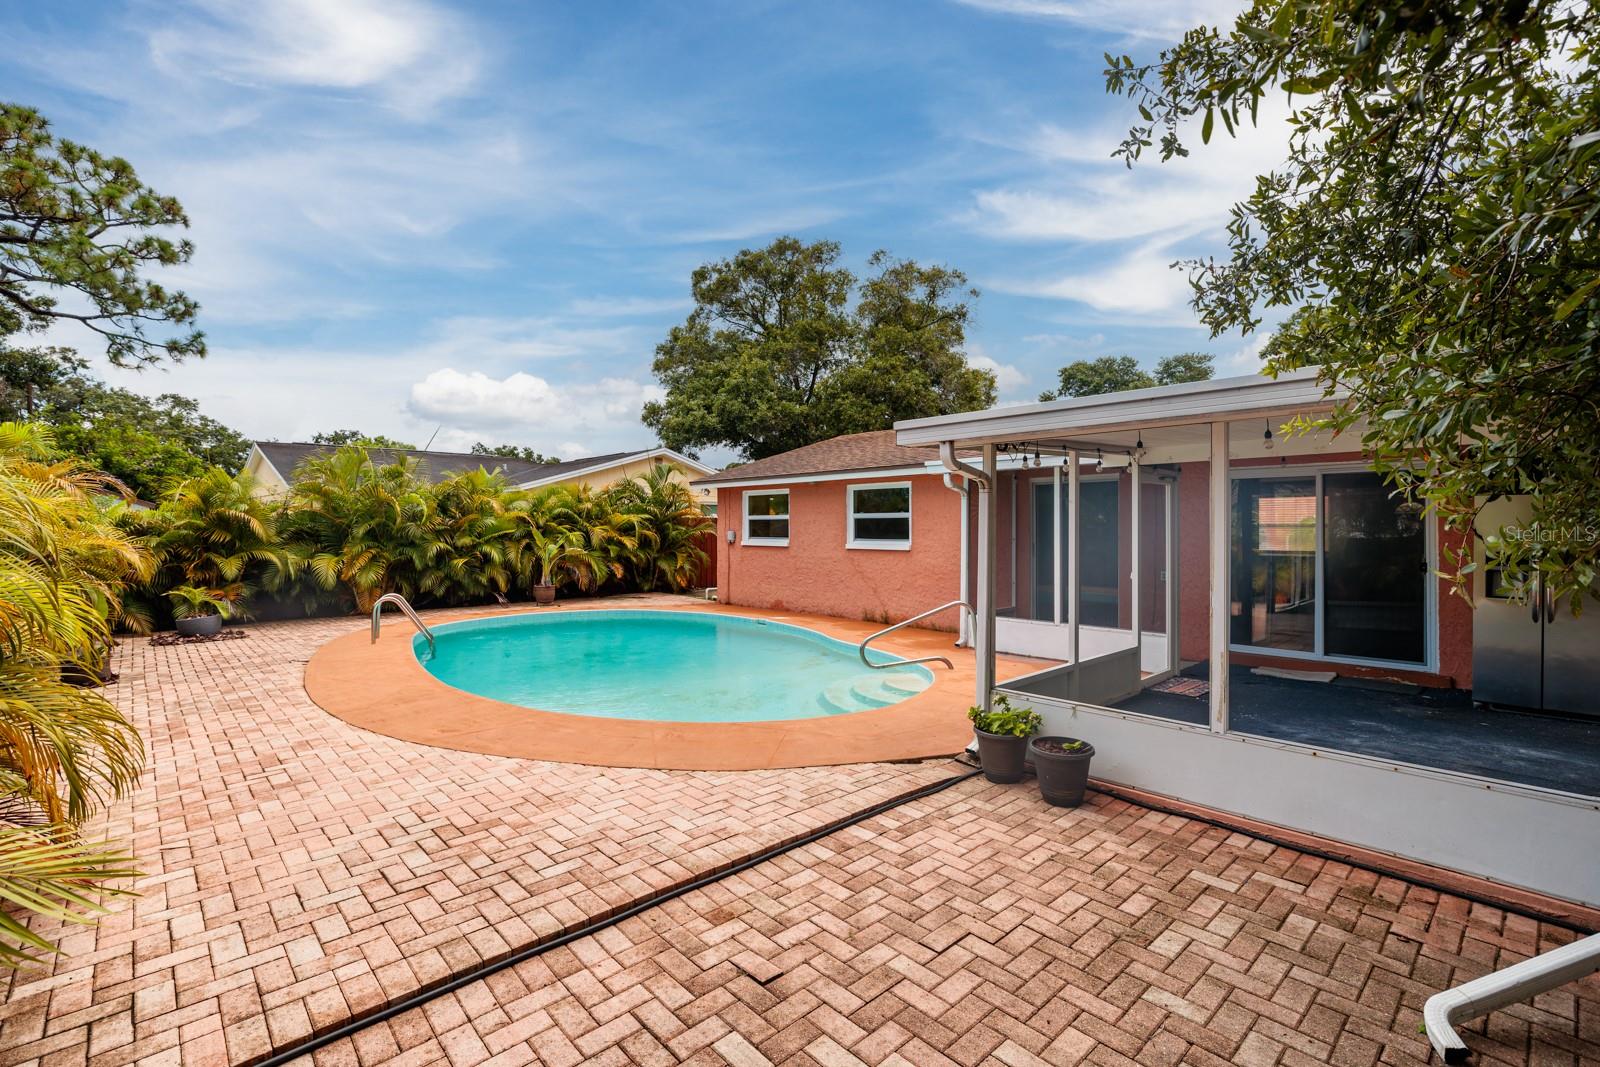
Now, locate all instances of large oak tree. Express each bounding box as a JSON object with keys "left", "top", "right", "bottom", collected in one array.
[{"left": 642, "top": 237, "right": 996, "bottom": 460}]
